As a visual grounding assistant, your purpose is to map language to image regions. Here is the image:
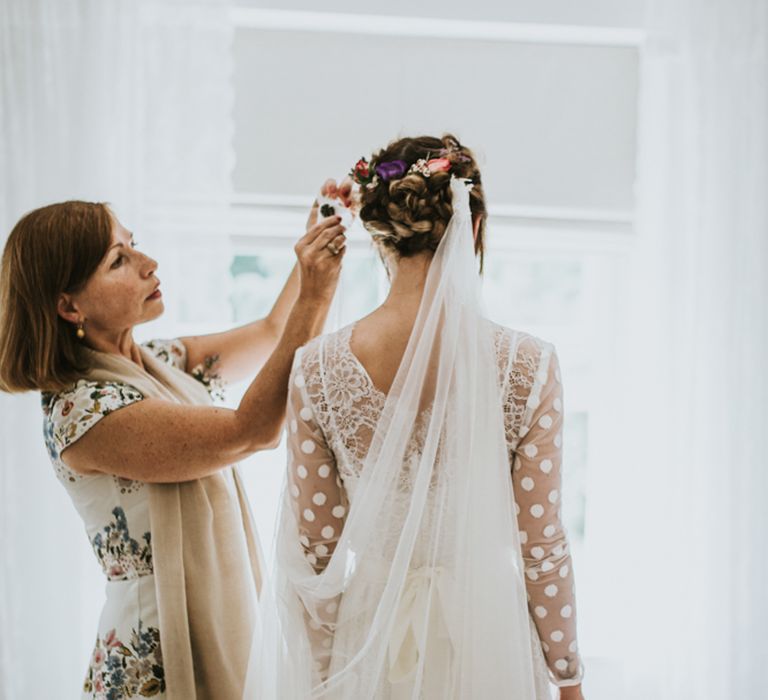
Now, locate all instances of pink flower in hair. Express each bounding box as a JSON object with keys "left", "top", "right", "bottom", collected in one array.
[{"left": 426, "top": 158, "right": 451, "bottom": 173}]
